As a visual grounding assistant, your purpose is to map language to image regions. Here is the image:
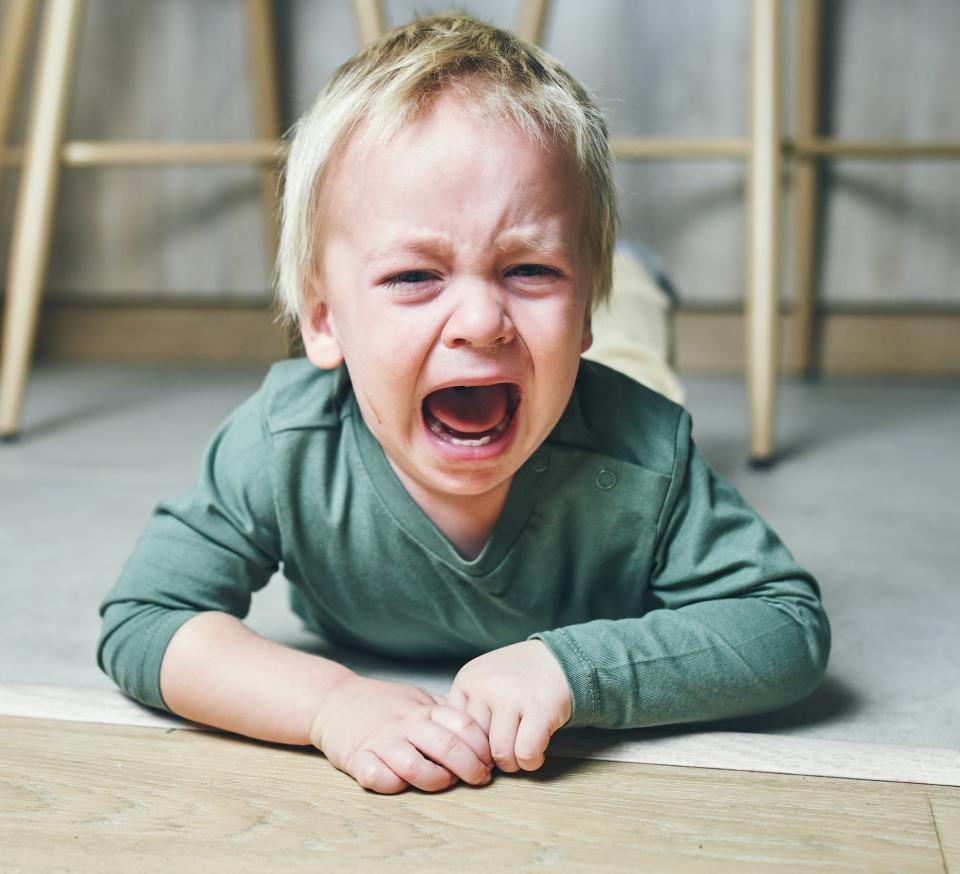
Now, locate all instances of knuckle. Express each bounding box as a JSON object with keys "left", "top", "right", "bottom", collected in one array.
[
  {"left": 435, "top": 731, "right": 461, "bottom": 760},
  {"left": 454, "top": 711, "right": 478, "bottom": 732},
  {"left": 354, "top": 761, "right": 382, "bottom": 790},
  {"left": 393, "top": 753, "right": 424, "bottom": 783}
]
